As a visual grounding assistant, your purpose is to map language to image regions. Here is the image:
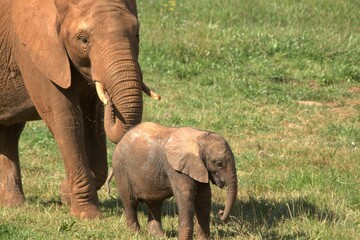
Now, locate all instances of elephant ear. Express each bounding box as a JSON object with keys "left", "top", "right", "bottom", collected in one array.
[
  {"left": 12, "top": 0, "right": 71, "bottom": 89},
  {"left": 165, "top": 127, "right": 209, "bottom": 183}
]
